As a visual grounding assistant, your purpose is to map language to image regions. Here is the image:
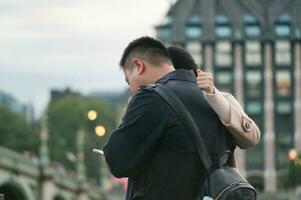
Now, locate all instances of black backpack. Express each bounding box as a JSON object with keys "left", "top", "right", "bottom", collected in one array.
[{"left": 151, "top": 84, "right": 256, "bottom": 200}]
